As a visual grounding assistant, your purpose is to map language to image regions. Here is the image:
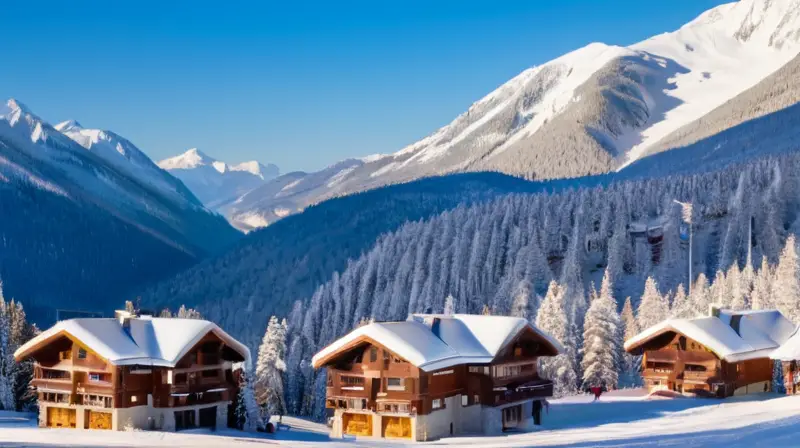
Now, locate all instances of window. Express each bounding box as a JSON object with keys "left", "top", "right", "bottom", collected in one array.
[
  {"left": 433, "top": 369, "right": 454, "bottom": 376},
  {"left": 461, "top": 395, "right": 468, "bottom": 407},
  {"left": 78, "top": 349, "right": 87, "bottom": 360},
  {"left": 387, "top": 378, "right": 404, "bottom": 391},
  {"left": 474, "top": 395, "right": 480, "bottom": 405},
  {"left": 89, "top": 373, "right": 100, "bottom": 382},
  {"left": 327, "top": 375, "right": 333, "bottom": 387},
  {"left": 166, "top": 370, "right": 173, "bottom": 385},
  {"left": 369, "top": 347, "right": 378, "bottom": 363},
  {"left": 130, "top": 395, "right": 138, "bottom": 403},
  {"left": 341, "top": 376, "right": 364, "bottom": 386},
  {"left": 201, "top": 369, "right": 218, "bottom": 378},
  {"left": 432, "top": 399, "right": 442, "bottom": 410},
  {"left": 59, "top": 350, "right": 71, "bottom": 361},
  {"left": 175, "top": 373, "right": 187, "bottom": 384}
]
